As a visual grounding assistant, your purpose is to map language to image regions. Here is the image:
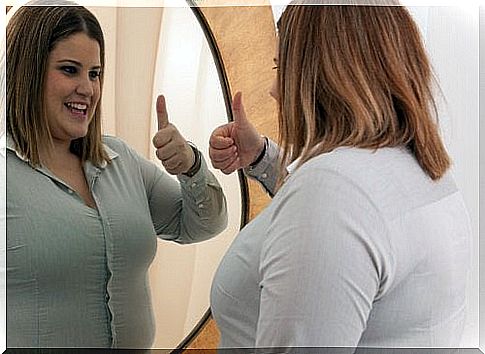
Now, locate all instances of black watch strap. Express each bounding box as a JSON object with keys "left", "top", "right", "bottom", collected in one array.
[
  {"left": 250, "top": 136, "right": 268, "bottom": 167},
  {"left": 183, "top": 142, "right": 202, "bottom": 177}
]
